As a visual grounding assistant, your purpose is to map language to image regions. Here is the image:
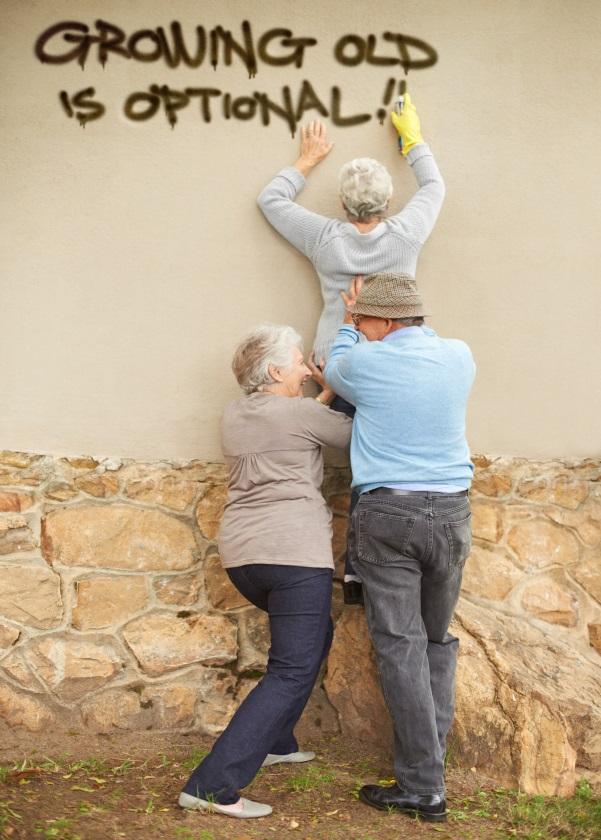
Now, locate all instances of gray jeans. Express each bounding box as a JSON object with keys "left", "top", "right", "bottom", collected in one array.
[{"left": 352, "top": 490, "right": 471, "bottom": 794}]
